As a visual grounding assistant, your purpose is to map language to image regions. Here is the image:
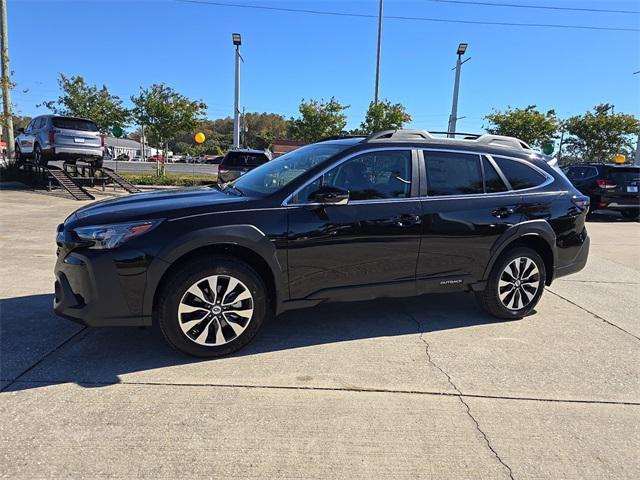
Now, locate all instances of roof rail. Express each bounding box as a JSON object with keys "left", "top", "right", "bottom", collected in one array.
[
  {"left": 363, "top": 129, "right": 532, "bottom": 152},
  {"left": 366, "top": 129, "right": 433, "bottom": 142},
  {"left": 475, "top": 134, "right": 532, "bottom": 151}
]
